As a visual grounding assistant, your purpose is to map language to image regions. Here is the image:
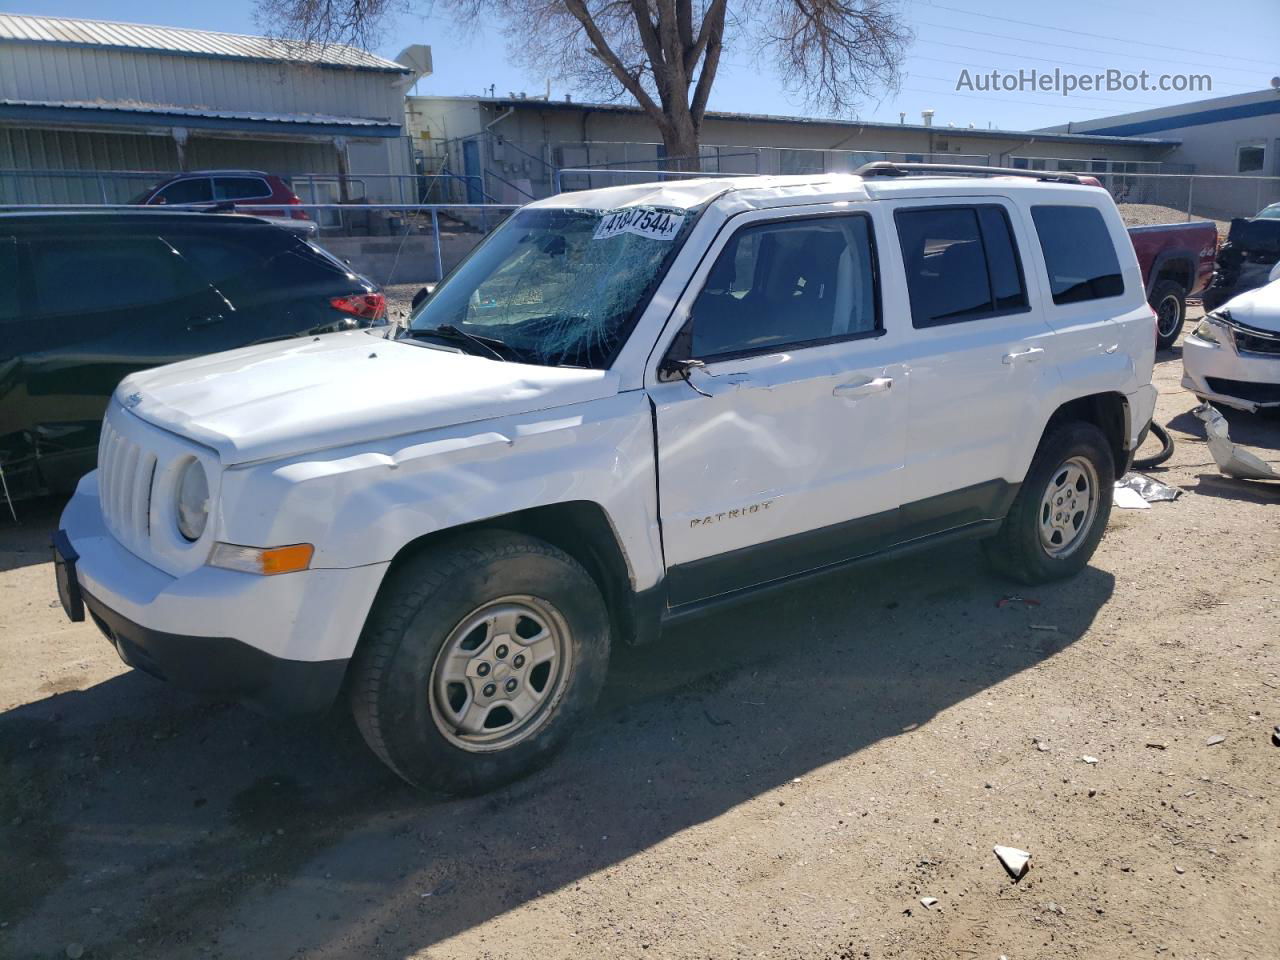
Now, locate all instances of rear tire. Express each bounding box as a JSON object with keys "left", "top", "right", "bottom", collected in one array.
[
  {"left": 983, "top": 422, "right": 1115, "bottom": 584},
  {"left": 1152, "top": 279, "right": 1187, "bottom": 350},
  {"left": 350, "top": 530, "right": 611, "bottom": 794}
]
